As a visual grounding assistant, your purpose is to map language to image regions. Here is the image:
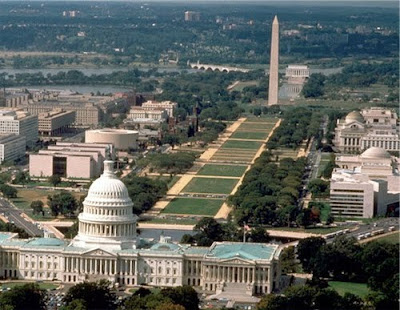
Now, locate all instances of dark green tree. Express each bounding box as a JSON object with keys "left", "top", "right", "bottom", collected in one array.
[
  {"left": 47, "top": 192, "right": 78, "bottom": 217},
  {"left": 0, "top": 184, "right": 17, "bottom": 198},
  {"left": 63, "top": 280, "right": 117, "bottom": 310},
  {"left": 0, "top": 283, "right": 45, "bottom": 310},
  {"left": 297, "top": 237, "right": 326, "bottom": 273},
  {"left": 48, "top": 175, "right": 61, "bottom": 187},
  {"left": 30, "top": 200, "right": 44, "bottom": 215}
]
